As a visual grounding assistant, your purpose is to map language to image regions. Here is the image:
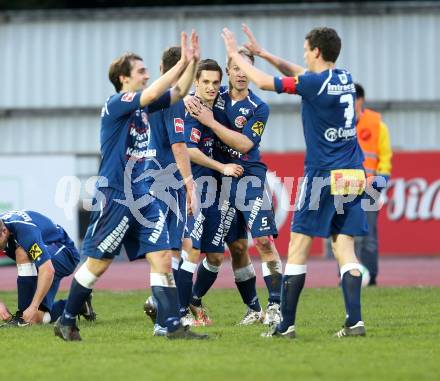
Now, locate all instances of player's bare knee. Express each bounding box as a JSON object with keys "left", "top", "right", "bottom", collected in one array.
[
  {"left": 187, "top": 248, "right": 201, "bottom": 264},
  {"left": 15, "top": 247, "right": 31, "bottom": 264},
  {"left": 206, "top": 252, "right": 224, "bottom": 267}
]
